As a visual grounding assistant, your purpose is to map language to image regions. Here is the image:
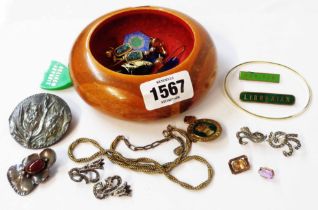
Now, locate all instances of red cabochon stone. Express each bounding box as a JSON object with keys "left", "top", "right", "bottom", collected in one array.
[{"left": 25, "top": 159, "right": 46, "bottom": 175}]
